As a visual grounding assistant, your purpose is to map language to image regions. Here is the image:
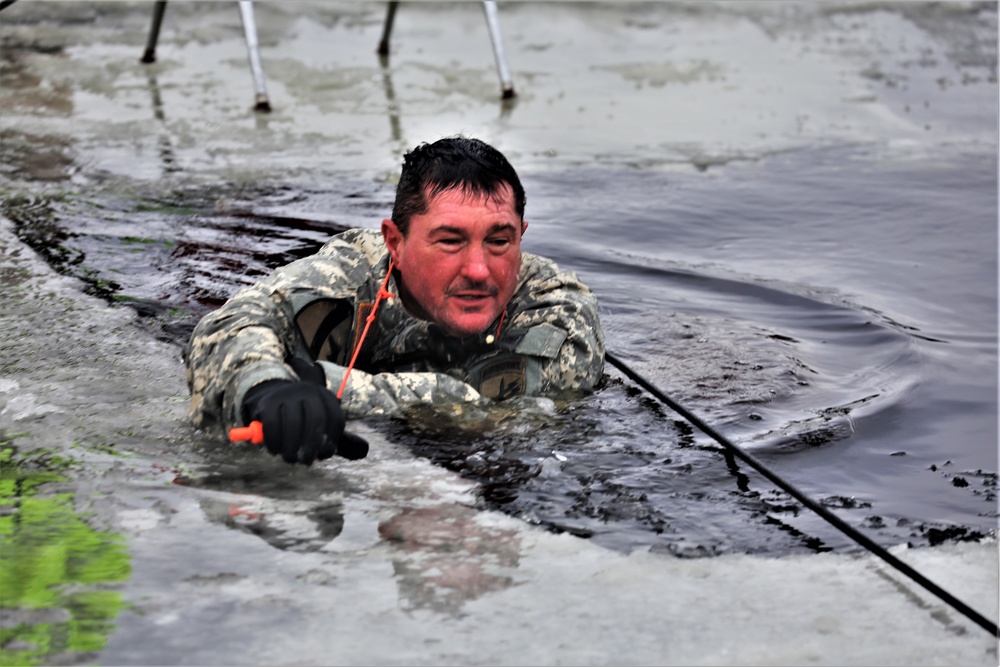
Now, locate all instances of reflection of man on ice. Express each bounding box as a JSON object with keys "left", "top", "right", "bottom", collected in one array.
[{"left": 185, "top": 136, "right": 605, "bottom": 465}]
